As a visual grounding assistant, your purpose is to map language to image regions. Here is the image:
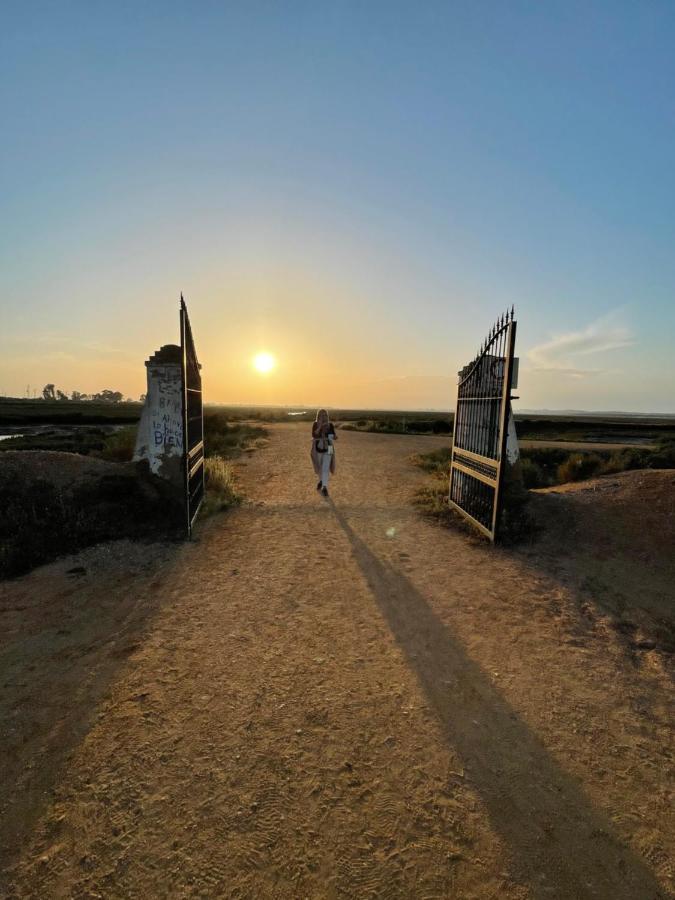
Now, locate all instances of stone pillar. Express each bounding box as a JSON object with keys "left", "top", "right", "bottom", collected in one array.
[
  {"left": 505, "top": 406, "right": 521, "bottom": 468},
  {"left": 133, "top": 345, "right": 184, "bottom": 492}
]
